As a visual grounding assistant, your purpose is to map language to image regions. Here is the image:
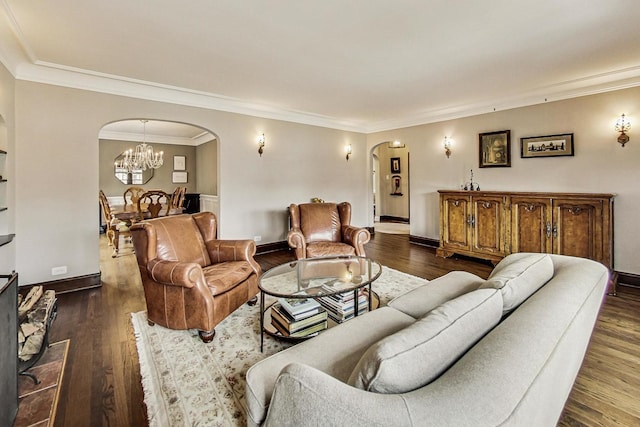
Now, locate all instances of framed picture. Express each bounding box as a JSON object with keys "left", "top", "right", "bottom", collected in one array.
[
  {"left": 479, "top": 130, "right": 511, "bottom": 168},
  {"left": 172, "top": 171, "right": 188, "bottom": 183},
  {"left": 390, "top": 157, "right": 401, "bottom": 173},
  {"left": 173, "top": 155, "right": 186, "bottom": 171},
  {"left": 520, "top": 133, "right": 574, "bottom": 158}
]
